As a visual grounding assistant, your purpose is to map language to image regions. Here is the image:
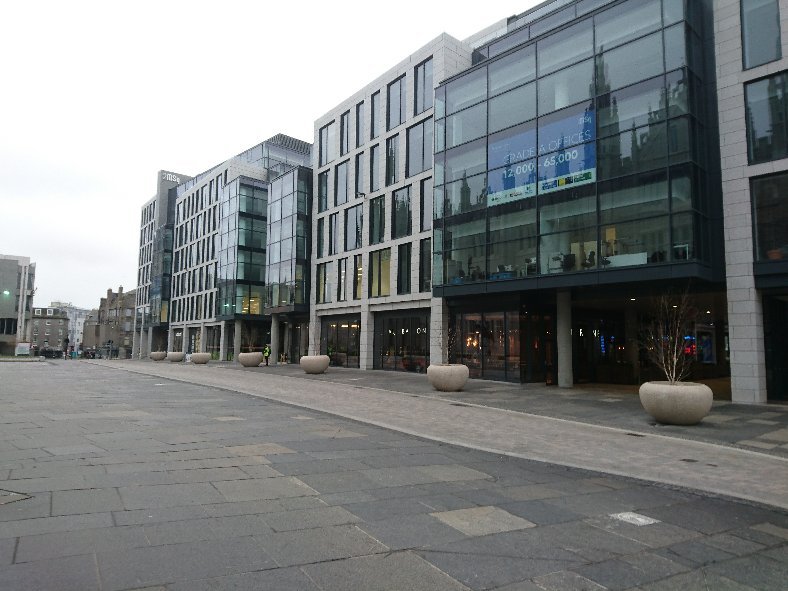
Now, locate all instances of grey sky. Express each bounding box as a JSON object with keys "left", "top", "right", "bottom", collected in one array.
[{"left": 0, "top": 0, "right": 533, "bottom": 309}]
